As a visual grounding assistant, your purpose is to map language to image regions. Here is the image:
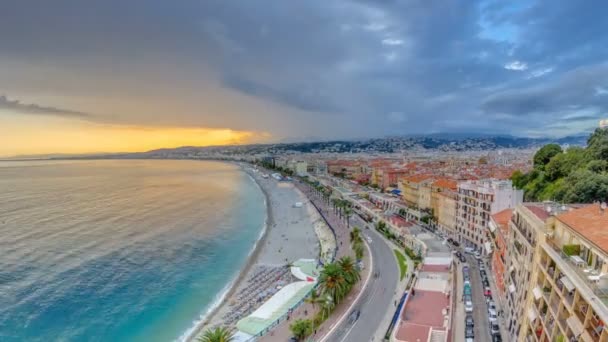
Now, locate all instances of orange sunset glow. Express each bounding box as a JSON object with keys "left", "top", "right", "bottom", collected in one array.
[{"left": 0, "top": 113, "right": 266, "bottom": 157}]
